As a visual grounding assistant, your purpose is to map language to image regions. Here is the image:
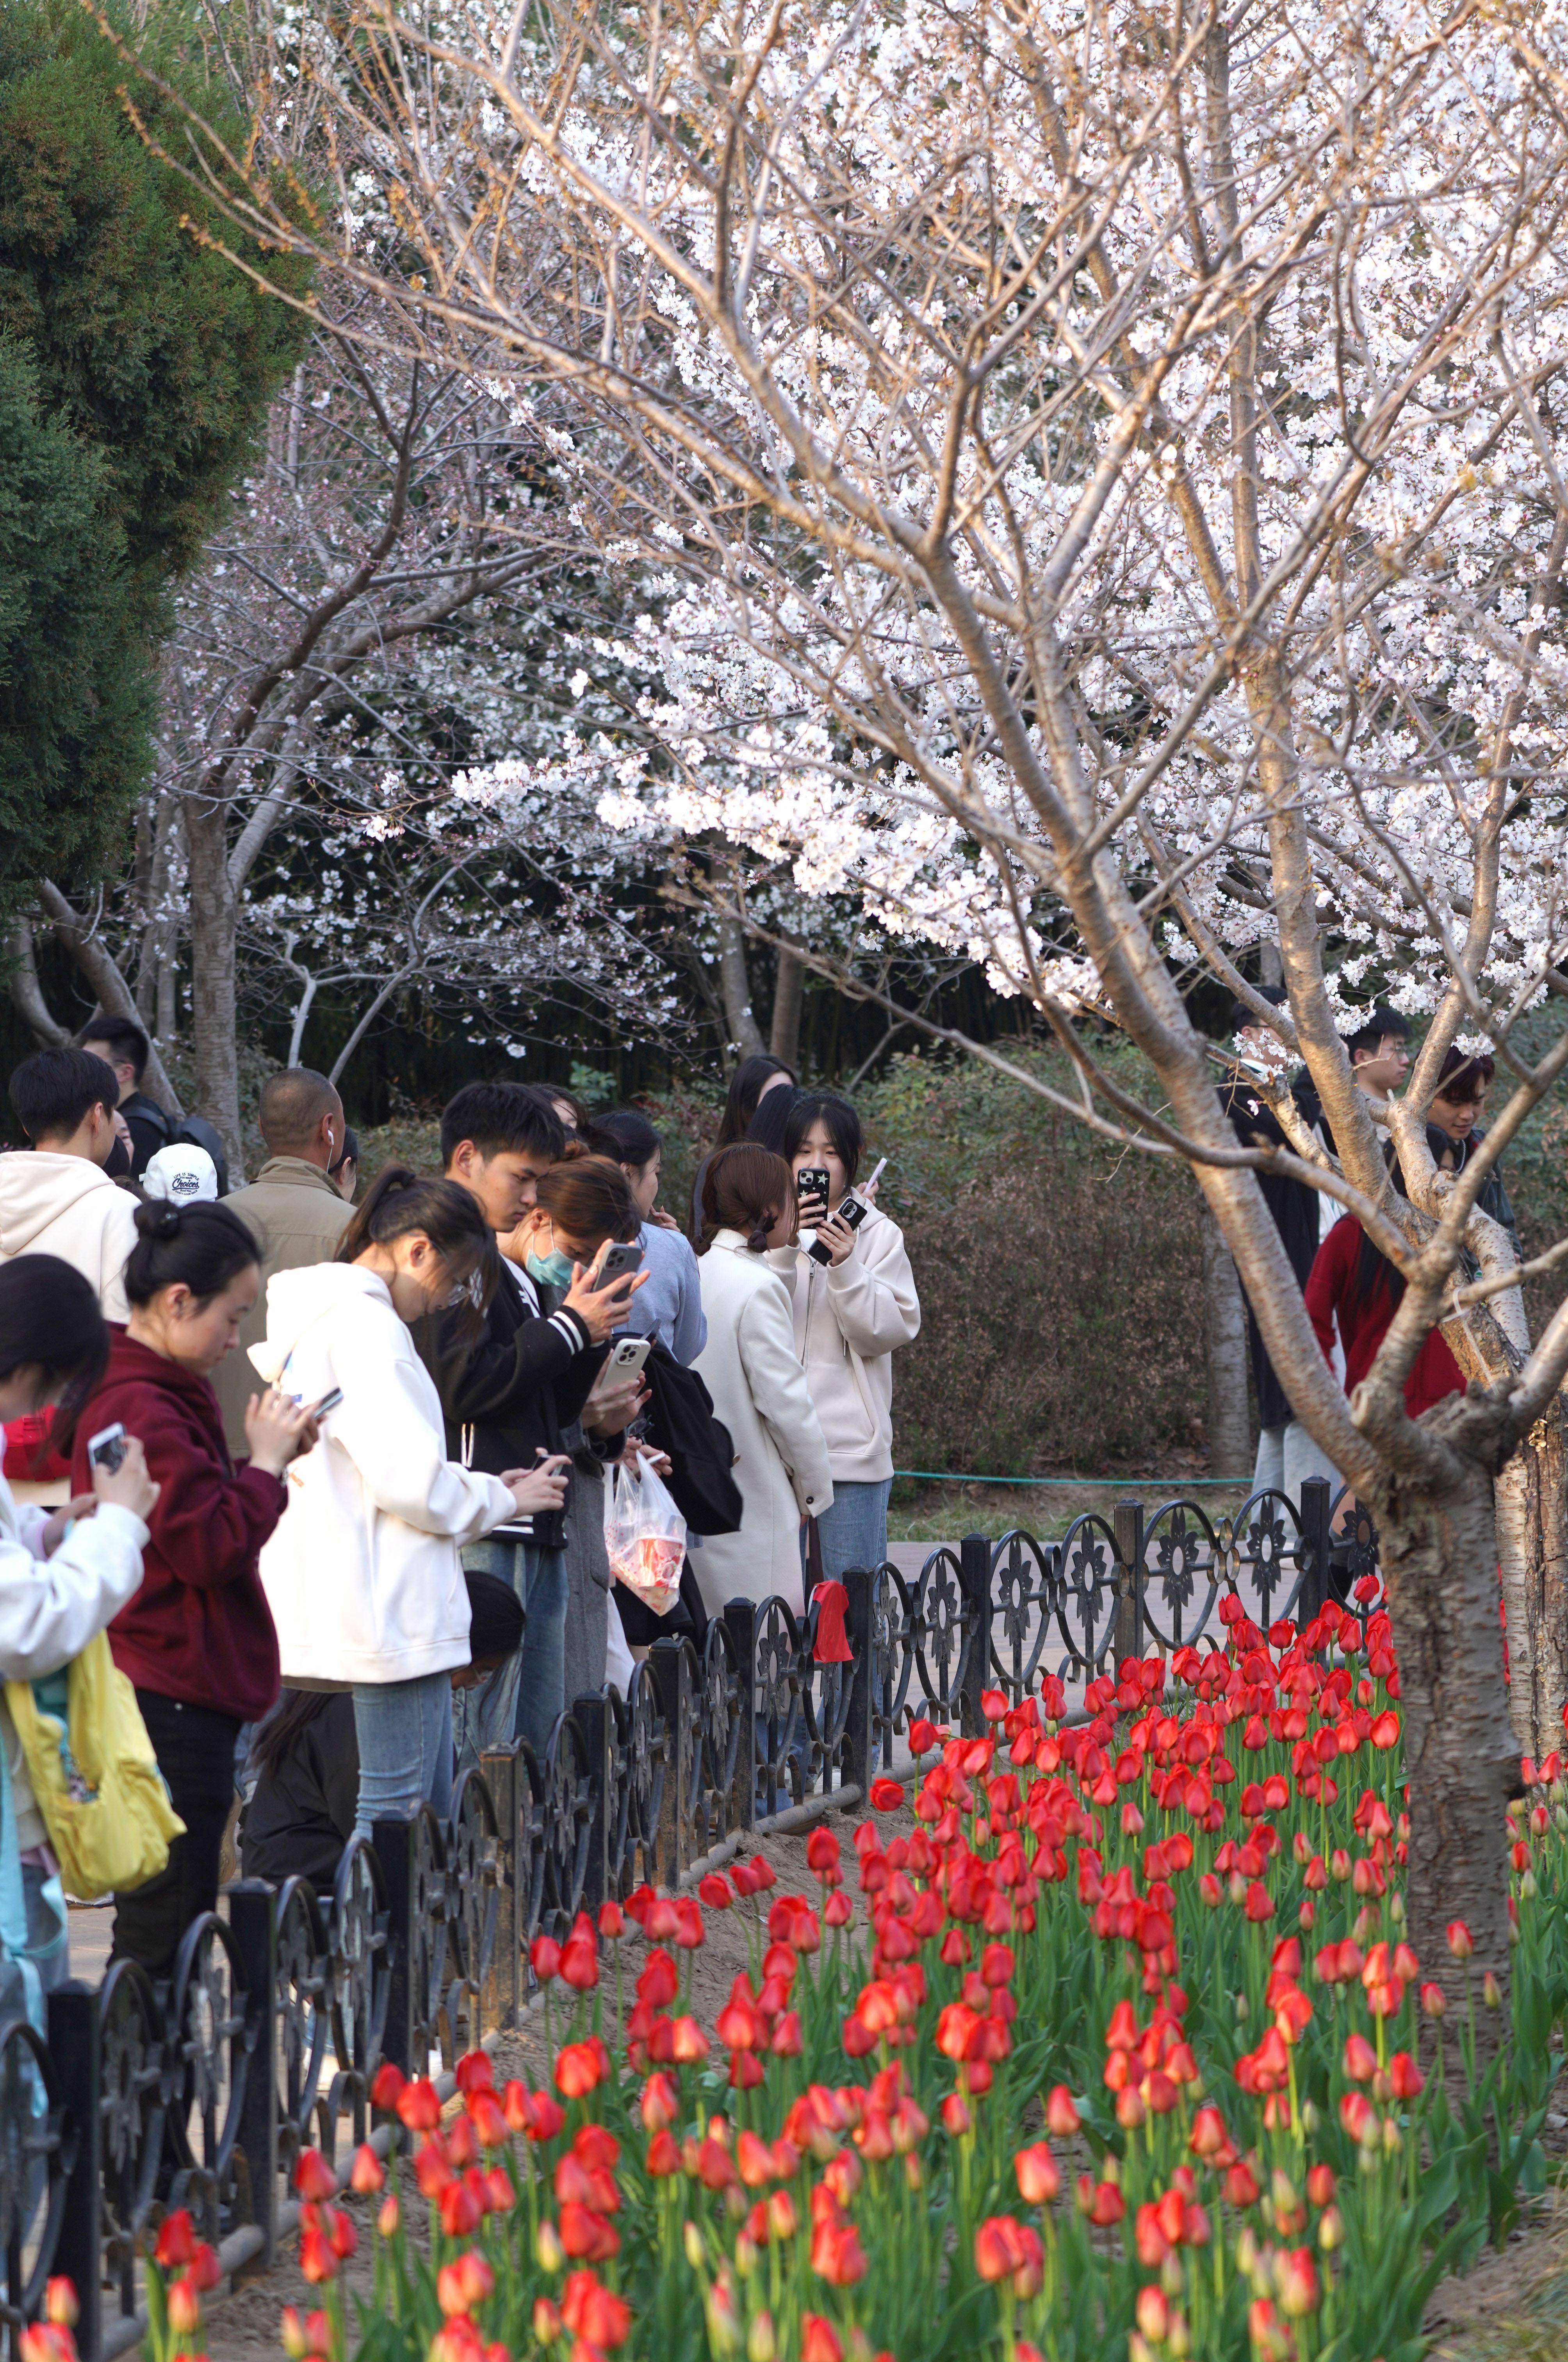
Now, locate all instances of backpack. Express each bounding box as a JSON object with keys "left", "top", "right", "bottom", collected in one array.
[
  {"left": 5, "top": 1636, "right": 185, "bottom": 1899},
  {"left": 640, "top": 1345, "right": 744, "bottom": 1536},
  {"left": 131, "top": 1097, "right": 231, "bottom": 1197}
]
